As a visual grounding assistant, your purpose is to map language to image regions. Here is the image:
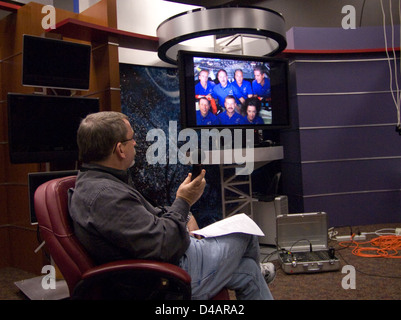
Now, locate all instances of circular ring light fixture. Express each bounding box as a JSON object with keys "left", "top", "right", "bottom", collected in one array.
[{"left": 157, "top": 6, "right": 287, "bottom": 65}]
